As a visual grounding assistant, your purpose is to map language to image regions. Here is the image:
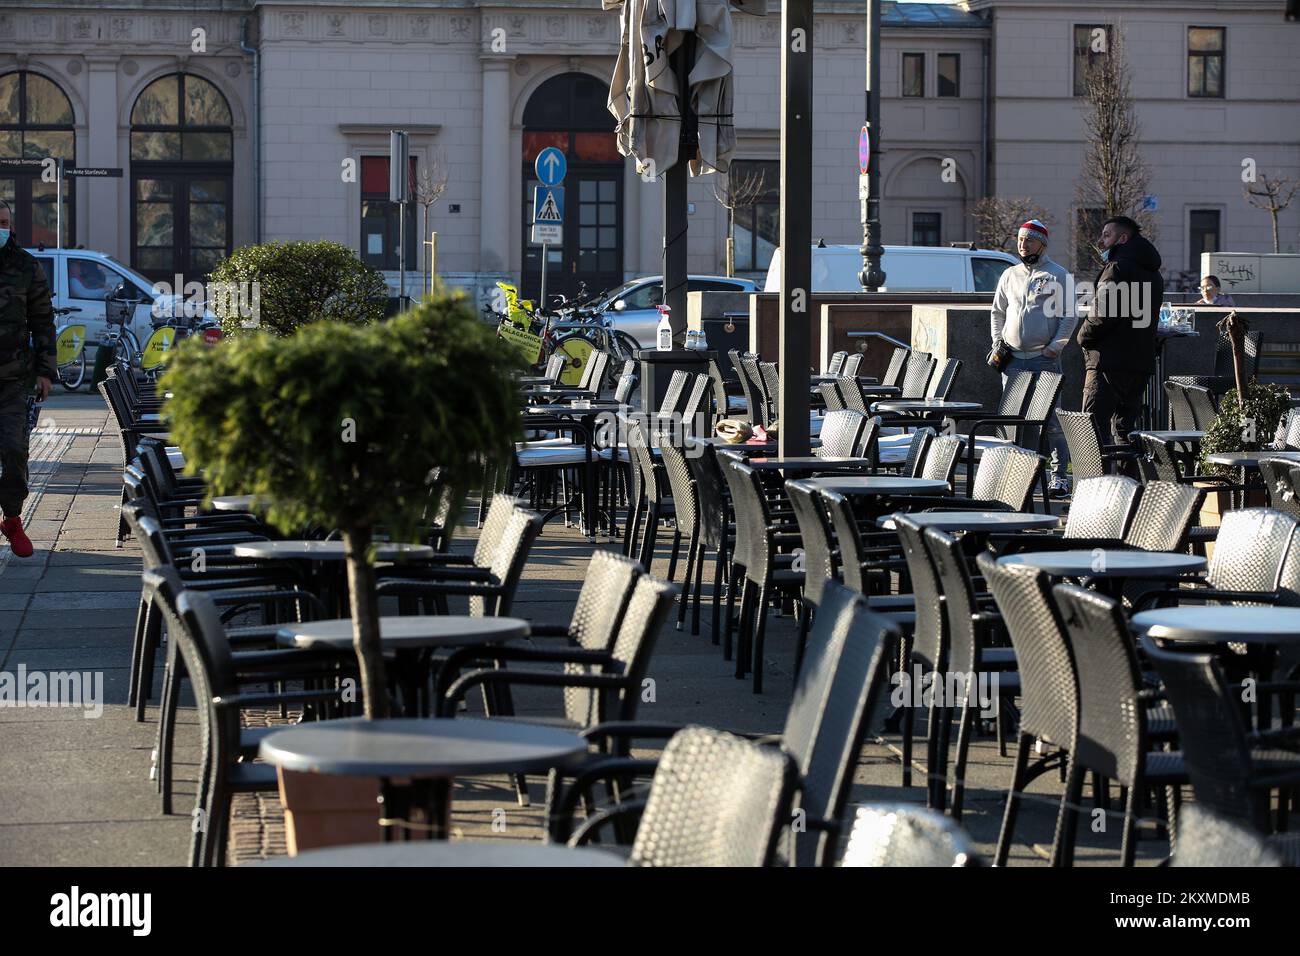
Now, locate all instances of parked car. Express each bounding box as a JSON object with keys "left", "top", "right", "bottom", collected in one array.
[
  {"left": 24, "top": 246, "right": 215, "bottom": 346},
  {"left": 597, "top": 274, "right": 757, "bottom": 348},
  {"left": 764, "top": 244, "right": 1017, "bottom": 294}
]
